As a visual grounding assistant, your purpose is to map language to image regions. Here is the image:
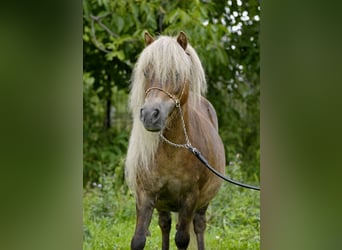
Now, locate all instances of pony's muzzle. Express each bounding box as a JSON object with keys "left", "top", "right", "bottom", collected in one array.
[
  {"left": 140, "top": 105, "right": 163, "bottom": 132},
  {"left": 140, "top": 99, "right": 175, "bottom": 132}
]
